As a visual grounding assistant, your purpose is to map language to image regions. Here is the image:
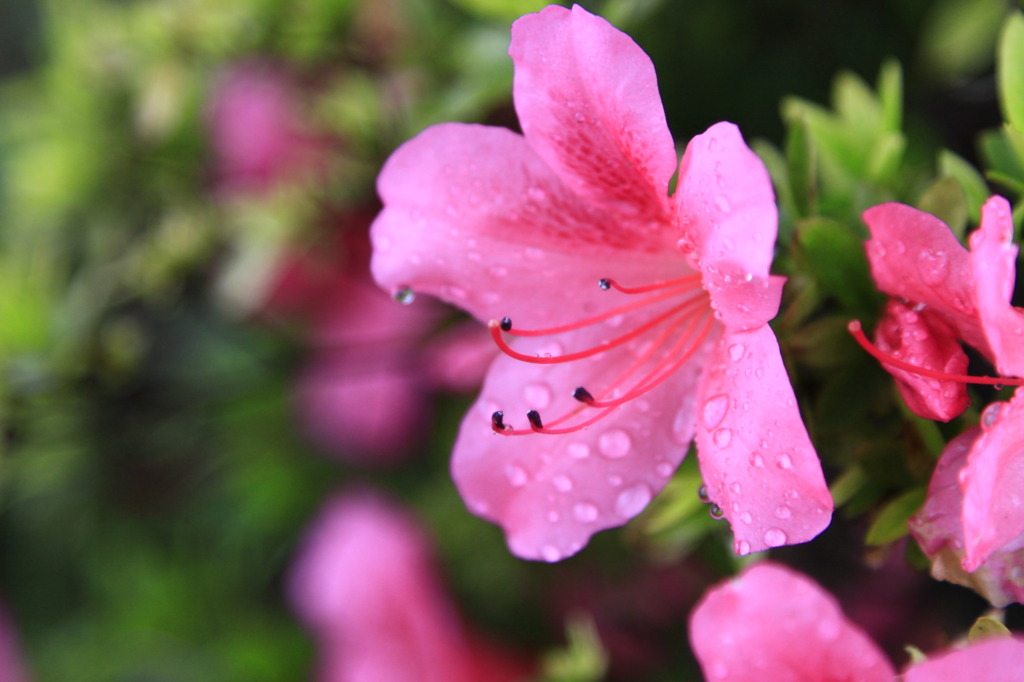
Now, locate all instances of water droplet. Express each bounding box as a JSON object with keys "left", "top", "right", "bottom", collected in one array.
[
  {"left": 735, "top": 540, "right": 751, "bottom": 556},
  {"left": 547, "top": 510, "right": 560, "bottom": 523},
  {"left": 981, "top": 402, "right": 1003, "bottom": 430},
  {"left": 505, "top": 464, "right": 527, "bottom": 487},
  {"left": 656, "top": 462, "right": 673, "bottom": 477},
  {"left": 709, "top": 504, "right": 725, "bottom": 519},
  {"left": 552, "top": 475, "right": 574, "bottom": 492},
  {"left": 775, "top": 505, "right": 792, "bottom": 519},
  {"left": 524, "top": 247, "right": 545, "bottom": 261},
  {"left": 607, "top": 474, "right": 623, "bottom": 487},
  {"left": 729, "top": 481, "right": 742, "bottom": 494},
  {"left": 441, "top": 285, "right": 467, "bottom": 300},
  {"left": 573, "top": 111, "right": 586, "bottom": 122},
  {"left": 776, "top": 452, "right": 793, "bottom": 470},
  {"left": 605, "top": 314, "right": 624, "bottom": 328},
  {"left": 749, "top": 452, "right": 764, "bottom": 468},
  {"left": 573, "top": 502, "right": 599, "bottom": 523},
  {"left": 702, "top": 394, "right": 730, "bottom": 429},
  {"left": 489, "top": 265, "right": 509, "bottom": 277},
  {"left": 524, "top": 383, "right": 552, "bottom": 410},
  {"left": 568, "top": 442, "right": 591, "bottom": 459},
  {"left": 392, "top": 286, "right": 415, "bottom": 305},
  {"left": 672, "top": 405, "right": 694, "bottom": 445},
  {"left": 917, "top": 249, "right": 949, "bottom": 285},
  {"left": 715, "top": 195, "right": 732, "bottom": 212},
  {"left": 712, "top": 428, "right": 733, "bottom": 447},
  {"left": 615, "top": 484, "right": 652, "bottom": 518},
  {"left": 754, "top": 367, "right": 764, "bottom": 378},
  {"left": 763, "top": 528, "right": 788, "bottom": 547},
  {"left": 728, "top": 343, "right": 745, "bottom": 362},
  {"left": 540, "top": 545, "right": 562, "bottom": 562},
  {"left": 740, "top": 511, "right": 752, "bottom": 524},
  {"left": 598, "top": 429, "right": 632, "bottom": 459}
]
